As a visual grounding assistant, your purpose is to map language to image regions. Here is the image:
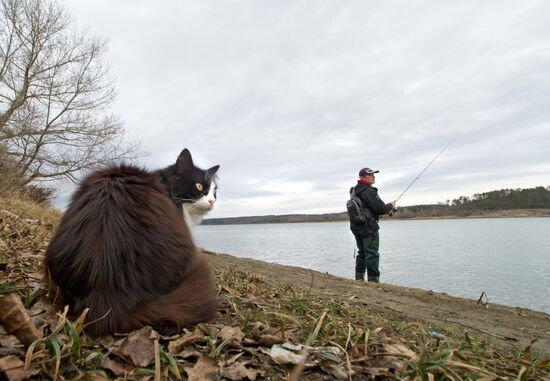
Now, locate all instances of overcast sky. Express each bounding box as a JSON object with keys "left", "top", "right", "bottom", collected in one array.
[{"left": 60, "top": 0, "right": 550, "bottom": 218}]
